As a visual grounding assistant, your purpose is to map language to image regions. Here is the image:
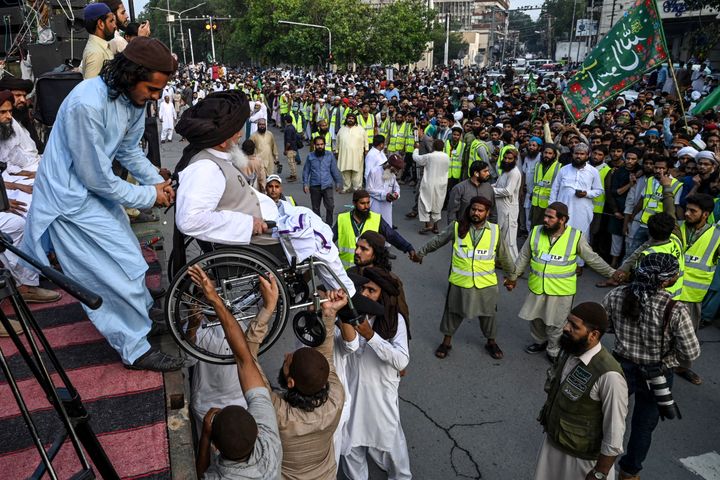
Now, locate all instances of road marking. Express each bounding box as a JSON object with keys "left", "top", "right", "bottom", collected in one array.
[{"left": 680, "top": 451, "right": 720, "bottom": 479}]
